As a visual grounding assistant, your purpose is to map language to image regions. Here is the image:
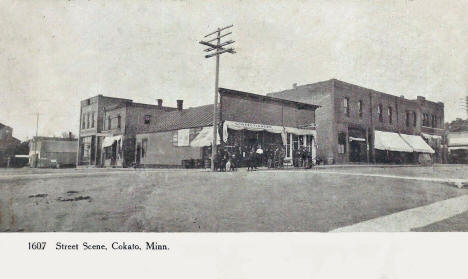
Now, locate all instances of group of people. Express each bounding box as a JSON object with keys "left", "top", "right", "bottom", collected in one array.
[
  {"left": 213, "top": 143, "right": 317, "bottom": 171},
  {"left": 213, "top": 144, "right": 266, "bottom": 172},
  {"left": 291, "top": 146, "right": 314, "bottom": 169}
]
